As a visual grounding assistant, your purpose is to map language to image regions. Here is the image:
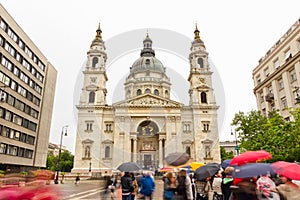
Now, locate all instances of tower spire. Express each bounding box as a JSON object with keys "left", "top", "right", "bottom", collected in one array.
[
  {"left": 95, "top": 22, "right": 102, "bottom": 39},
  {"left": 194, "top": 22, "right": 200, "bottom": 40}
]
